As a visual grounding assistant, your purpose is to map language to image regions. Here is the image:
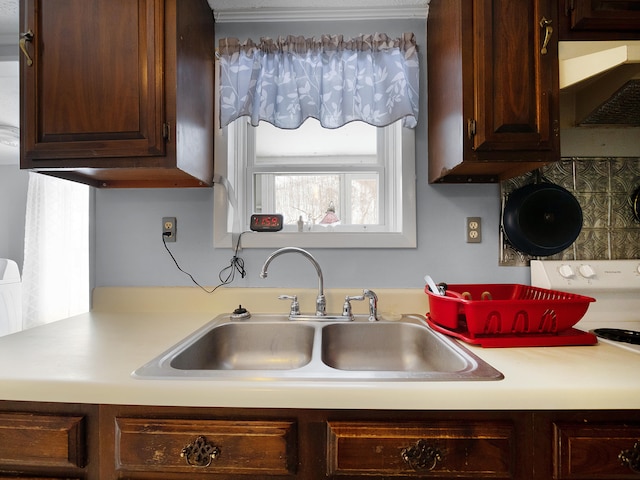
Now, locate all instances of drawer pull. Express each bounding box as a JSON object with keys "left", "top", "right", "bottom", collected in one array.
[
  {"left": 619, "top": 441, "right": 640, "bottom": 474},
  {"left": 401, "top": 439, "right": 443, "bottom": 471},
  {"left": 180, "top": 436, "right": 220, "bottom": 468}
]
